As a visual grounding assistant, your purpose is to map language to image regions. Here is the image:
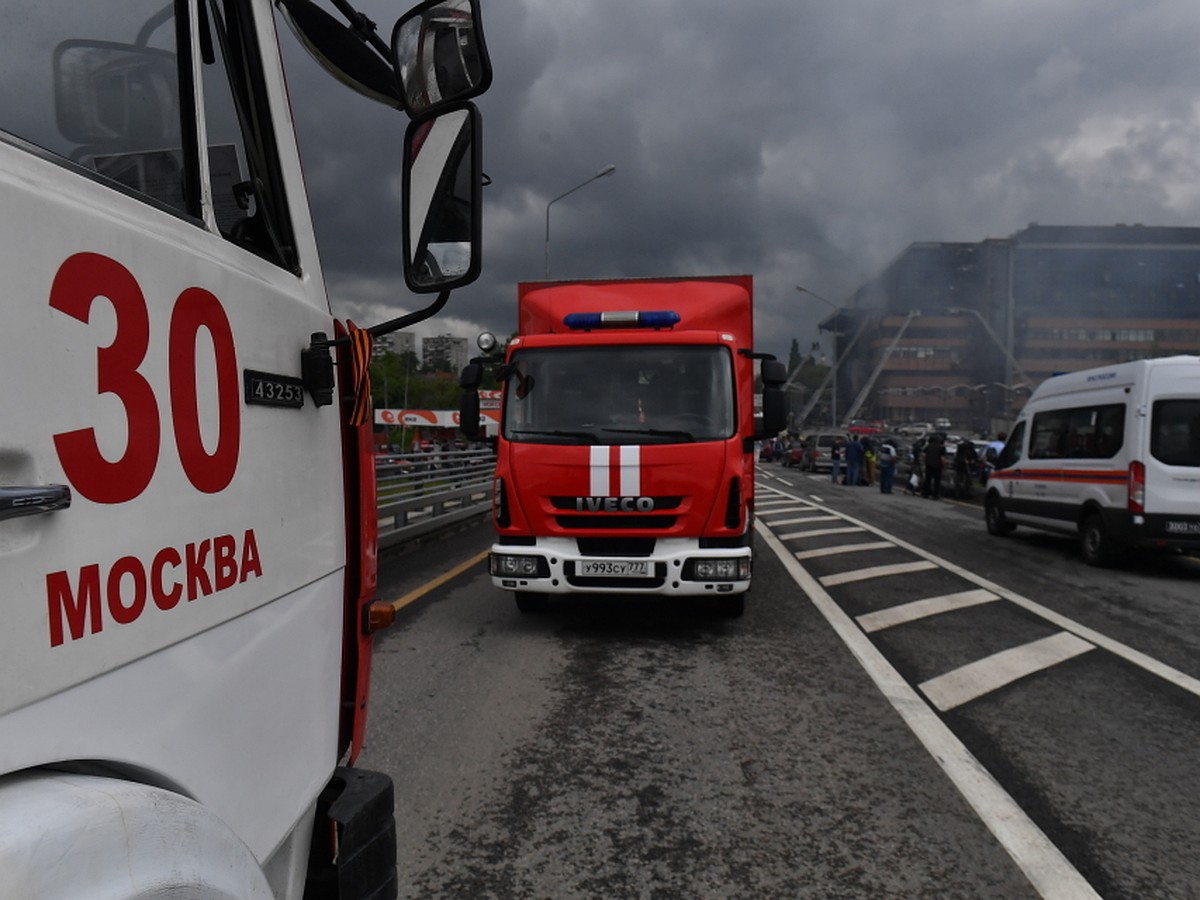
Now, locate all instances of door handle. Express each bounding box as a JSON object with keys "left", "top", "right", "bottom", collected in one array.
[{"left": 0, "top": 484, "right": 72, "bottom": 521}]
